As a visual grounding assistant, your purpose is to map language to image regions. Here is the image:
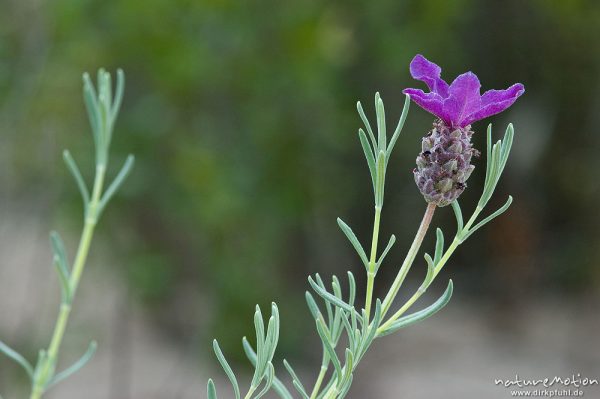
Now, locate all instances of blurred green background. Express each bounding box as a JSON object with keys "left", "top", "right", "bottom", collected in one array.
[{"left": 1, "top": 0, "right": 599, "bottom": 398}]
